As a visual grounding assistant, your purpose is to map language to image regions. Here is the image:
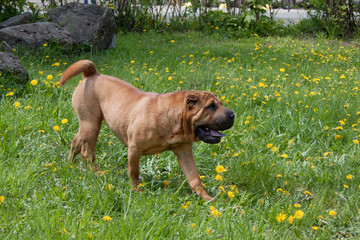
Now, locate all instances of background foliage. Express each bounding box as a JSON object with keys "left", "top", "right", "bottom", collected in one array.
[{"left": 0, "top": 0, "right": 359, "bottom": 38}]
